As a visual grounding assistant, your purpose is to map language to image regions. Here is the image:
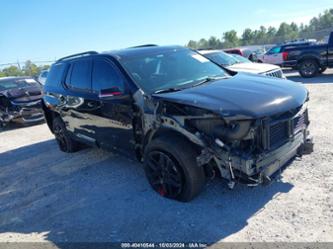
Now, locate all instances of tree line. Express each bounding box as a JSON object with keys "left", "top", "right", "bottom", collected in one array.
[
  {"left": 187, "top": 9, "right": 333, "bottom": 49},
  {"left": 0, "top": 60, "right": 50, "bottom": 78},
  {"left": 1, "top": 9, "right": 332, "bottom": 78}
]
